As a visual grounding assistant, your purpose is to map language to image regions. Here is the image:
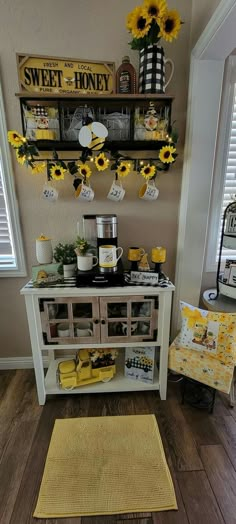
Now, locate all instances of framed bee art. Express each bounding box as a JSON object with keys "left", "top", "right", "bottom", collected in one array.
[{"left": 16, "top": 54, "right": 115, "bottom": 95}]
